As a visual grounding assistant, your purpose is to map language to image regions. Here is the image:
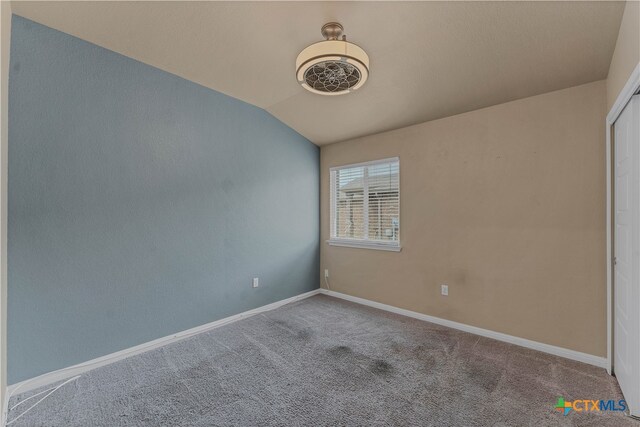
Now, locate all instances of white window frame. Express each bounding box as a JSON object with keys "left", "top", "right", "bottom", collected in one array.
[{"left": 328, "top": 157, "right": 401, "bottom": 252}]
